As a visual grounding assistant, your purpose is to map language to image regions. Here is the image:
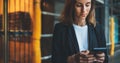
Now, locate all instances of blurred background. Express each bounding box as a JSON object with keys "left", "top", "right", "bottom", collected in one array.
[{"left": 0, "top": 0, "right": 120, "bottom": 63}]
